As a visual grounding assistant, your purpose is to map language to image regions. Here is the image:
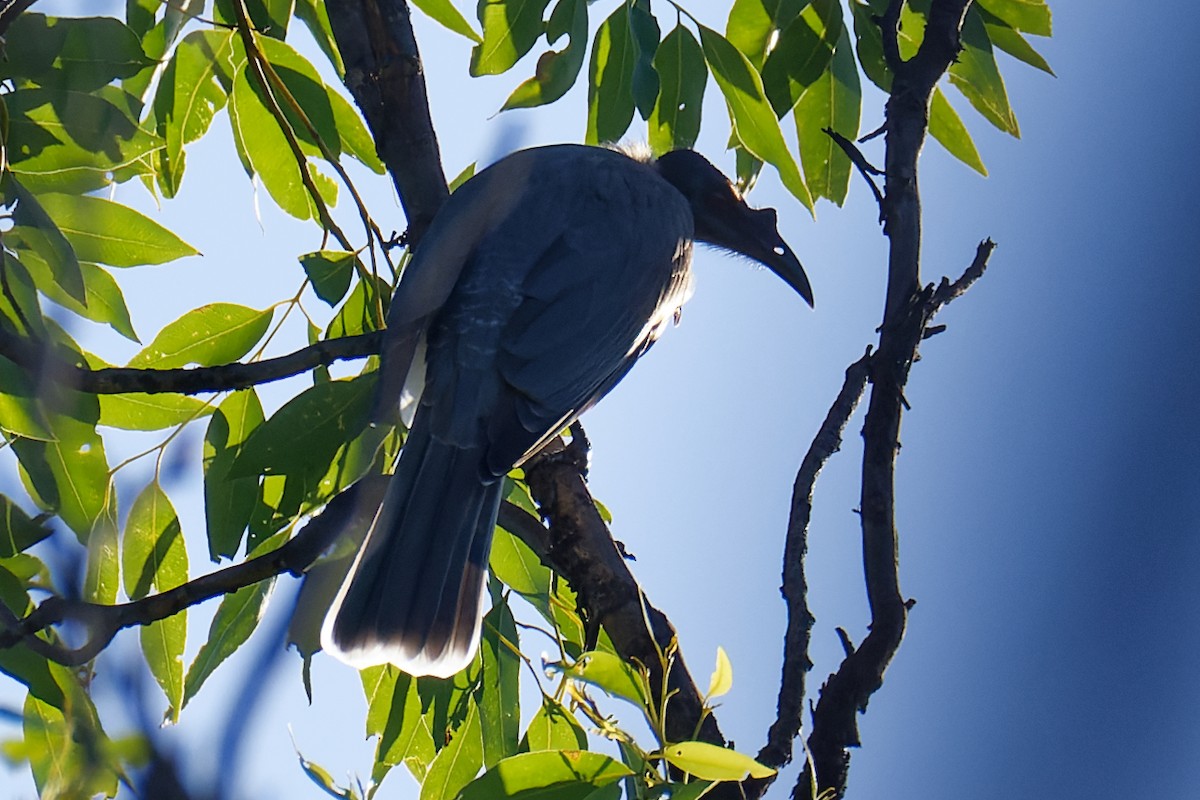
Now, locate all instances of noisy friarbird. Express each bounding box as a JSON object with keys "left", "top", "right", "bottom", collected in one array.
[{"left": 322, "top": 144, "right": 813, "bottom": 677}]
